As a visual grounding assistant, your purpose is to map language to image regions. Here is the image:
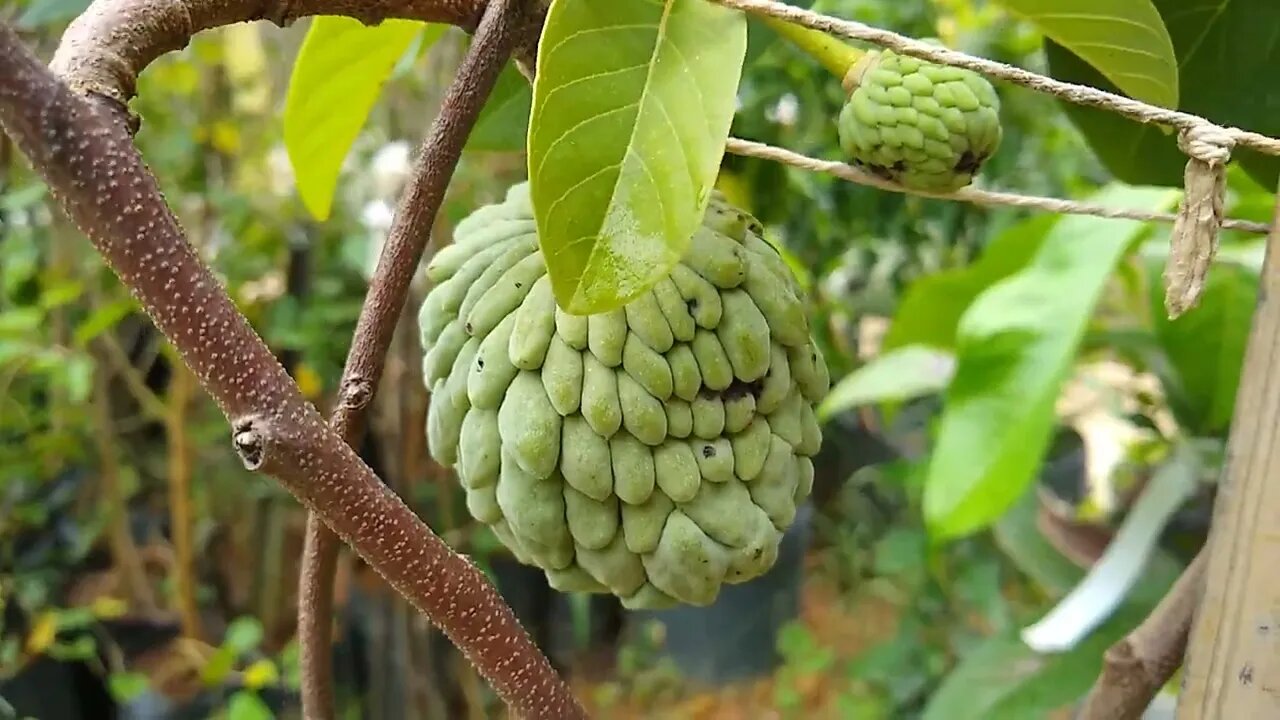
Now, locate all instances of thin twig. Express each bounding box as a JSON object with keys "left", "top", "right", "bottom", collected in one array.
[
  {"left": 165, "top": 359, "right": 203, "bottom": 641},
  {"left": 89, "top": 358, "right": 159, "bottom": 614},
  {"left": 0, "top": 22, "right": 585, "bottom": 720},
  {"left": 296, "top": 1, "right": 537, "bottom": 717},
  {"left": 724, "top": 138, "right": 1272, "bottom": 235},
  {"left": 713, "top": 0, "right": 1280, "bottom": 157},
  {"left": 96, "top": 332, "right": 168, "bottom": 419},
  {"left": 1079, "top": 550, "right": 1207, "bottom": 719}
]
